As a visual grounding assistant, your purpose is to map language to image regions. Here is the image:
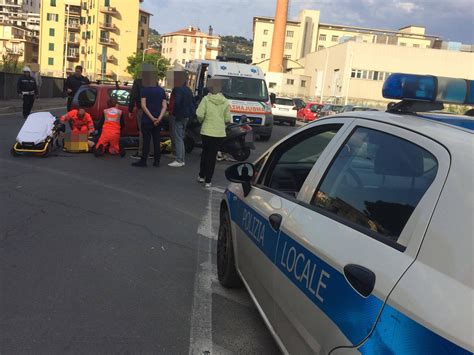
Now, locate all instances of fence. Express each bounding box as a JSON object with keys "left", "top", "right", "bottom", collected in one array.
[{"left": 0, "top": 72, "right": 65, "bottom": 100}]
